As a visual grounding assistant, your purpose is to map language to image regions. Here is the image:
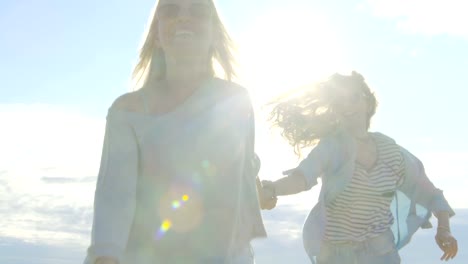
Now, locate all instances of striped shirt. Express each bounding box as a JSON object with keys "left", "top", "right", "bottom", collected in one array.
[{"left": 324, "top": 133, "right": 405, "bottom": 242}]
